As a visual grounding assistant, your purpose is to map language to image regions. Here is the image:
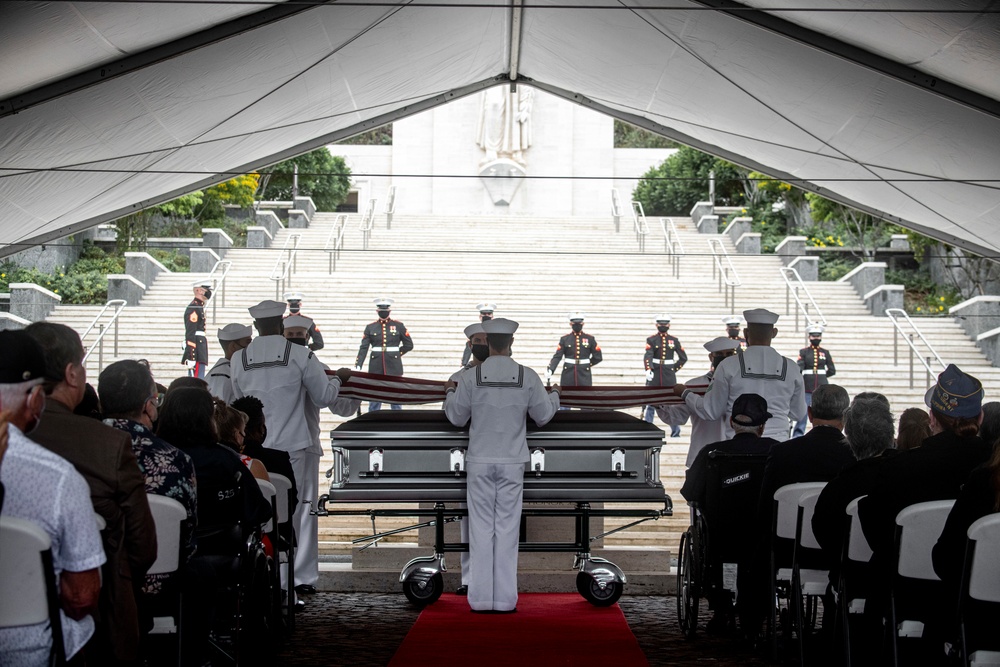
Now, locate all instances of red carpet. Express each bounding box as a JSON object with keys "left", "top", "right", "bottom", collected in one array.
[{"left": 388, "top": 593, "right": 649, "bottom": 667}]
